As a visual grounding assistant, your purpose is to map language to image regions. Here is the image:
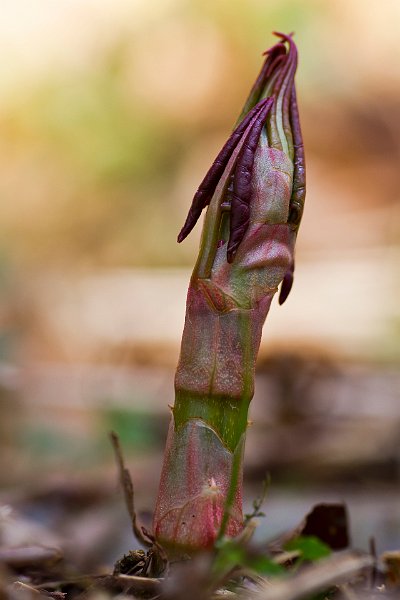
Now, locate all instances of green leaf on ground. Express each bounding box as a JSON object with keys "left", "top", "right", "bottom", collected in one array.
[
  {"left": 284, "top": 535, "right": 332, "bottom": 561},
  {"left": 213, "top": 539, "right": 285, "bottom": 577}
]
